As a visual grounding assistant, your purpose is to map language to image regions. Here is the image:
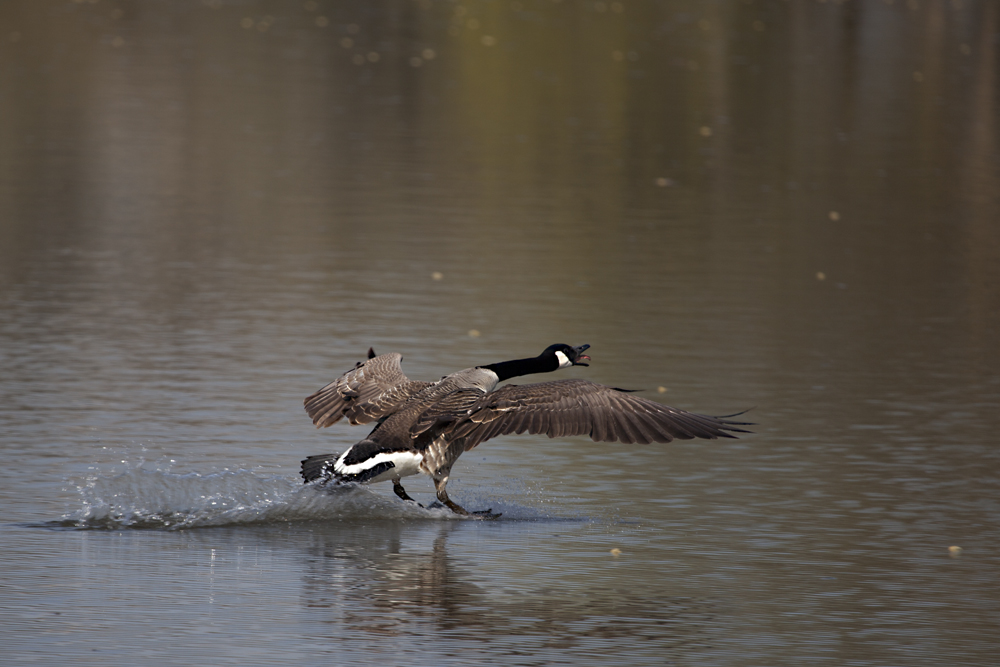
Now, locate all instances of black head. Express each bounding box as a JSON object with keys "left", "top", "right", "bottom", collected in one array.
[{"left": 542, "top": 343, "right": 591, "bottom": 368}]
